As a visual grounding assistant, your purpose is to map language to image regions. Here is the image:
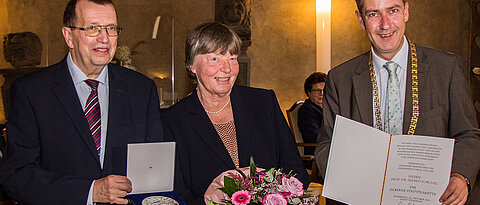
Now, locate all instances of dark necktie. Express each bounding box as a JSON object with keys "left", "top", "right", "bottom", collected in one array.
[
  {"left": 384, "top": 61, "right": 402, "bottom": 135},
  {"left": 84, "top": 79, "right": 101, "bottom": 154}
]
